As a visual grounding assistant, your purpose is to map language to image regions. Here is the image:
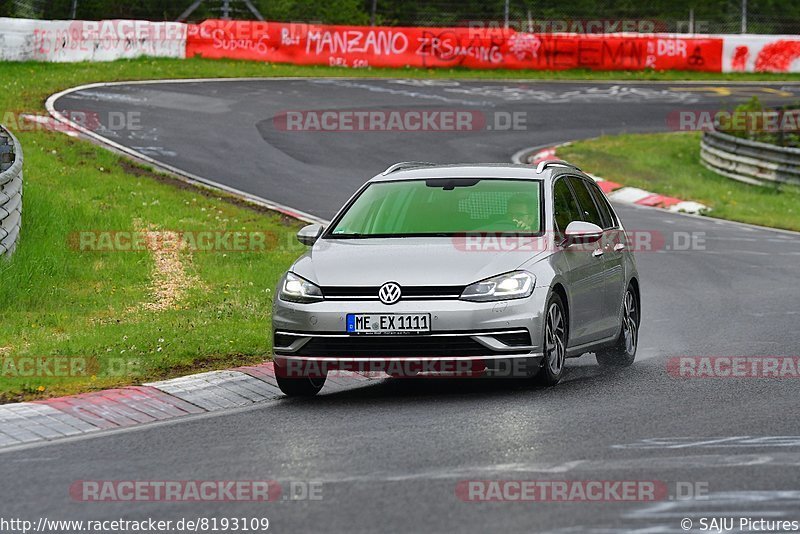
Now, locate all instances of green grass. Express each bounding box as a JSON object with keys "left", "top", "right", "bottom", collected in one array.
[
  {"left": 558, "top": 132, "right": 800, "bottom": 231},
  {"left": 1, "top": 57, "right": 800, "bottom": 401},
  {"left": 0, "top": 129, "right": 308, "bottom": 401}
]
